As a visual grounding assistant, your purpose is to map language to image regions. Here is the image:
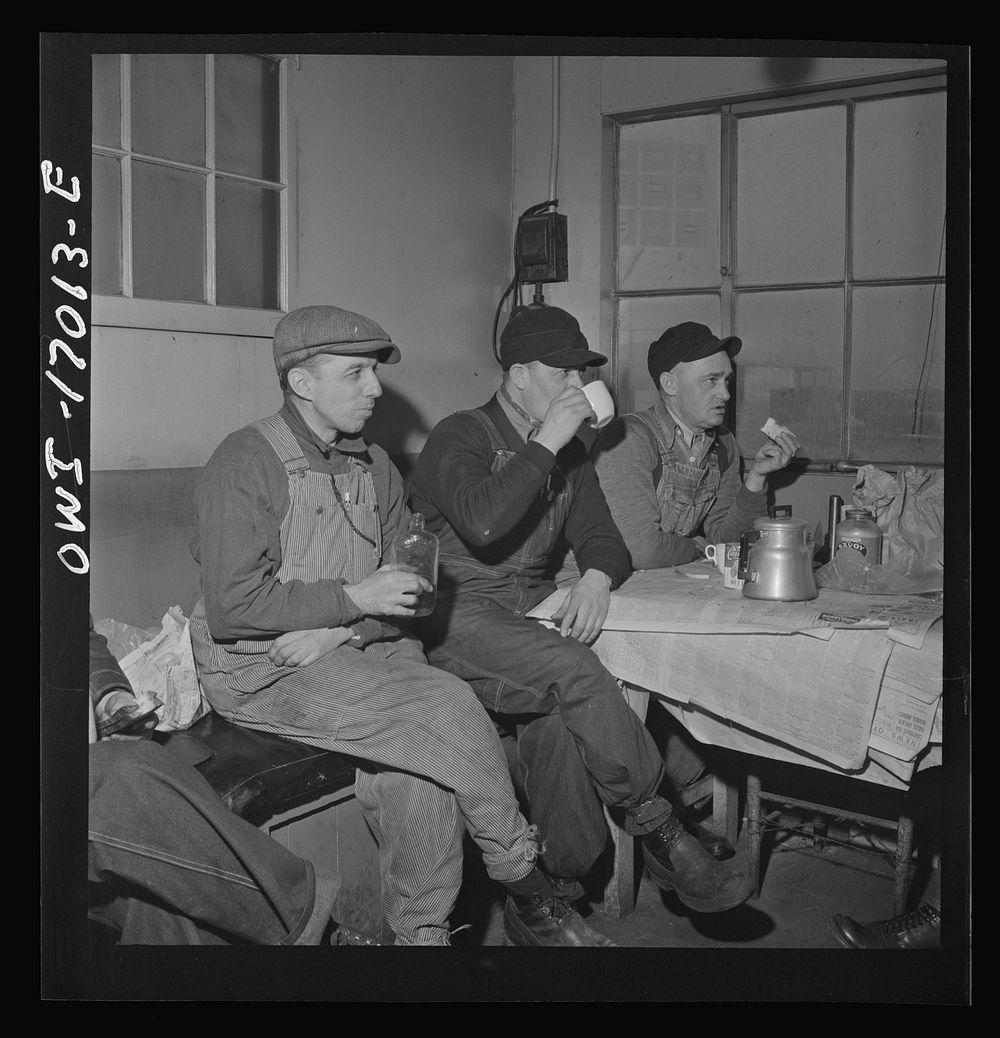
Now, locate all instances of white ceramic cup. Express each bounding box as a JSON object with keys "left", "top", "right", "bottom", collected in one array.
[
  {"left": 582, "top": 380, "right": 615, "bottom": 429},
  {"left": 704, "top": 542, "right": 727, "bottom": 573},
  {"left": 705, "top": 542, "right": 743, "bottom": 588}
]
